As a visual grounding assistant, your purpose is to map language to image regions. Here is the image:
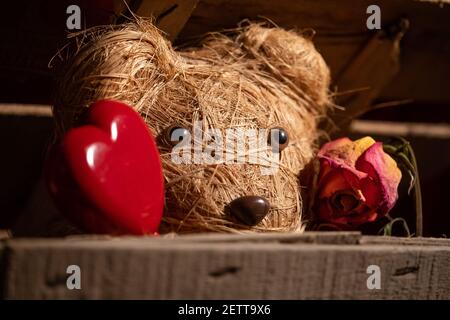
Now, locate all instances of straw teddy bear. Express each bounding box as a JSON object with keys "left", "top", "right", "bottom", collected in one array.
[{"left": 51, "top": 19, "right": 331, "bottom": 234}]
